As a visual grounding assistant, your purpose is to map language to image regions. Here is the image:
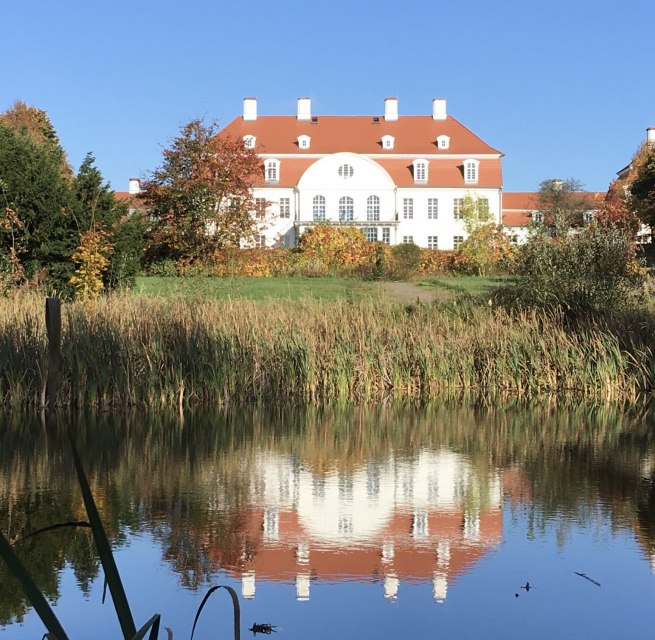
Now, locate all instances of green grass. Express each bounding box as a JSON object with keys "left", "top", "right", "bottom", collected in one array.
[
  {"left": 419, "top": 276, "right": 512, "bottom": 300},
  {"left": 135, "top": 276, "right": 384, "bottom": 301}
]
